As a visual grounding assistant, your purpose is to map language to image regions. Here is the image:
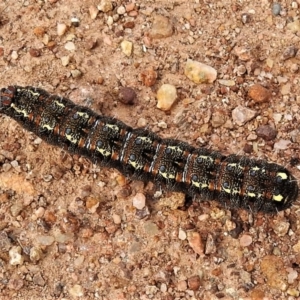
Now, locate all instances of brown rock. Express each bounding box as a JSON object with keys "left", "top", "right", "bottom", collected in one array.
[
  {"left": 187, "top": 231, "right": 204, "bottom": 255},
  {"left": 149, "top": 15, "right": 173, "bottom": 39},
  {"left": 140, "top": 68, "right": 157, "bottom": 87},
  {"left": 187, "top": 275, "right": 201, "bottom": 290},
  {"left": 248, "top": 84, "right": 271, "bottom": 103},
  {"left": 119, "top": 87, "right": 136, "bottom": 105},
  {"left": 256, "top": 125, "right": 277, "bottom": 141}
]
